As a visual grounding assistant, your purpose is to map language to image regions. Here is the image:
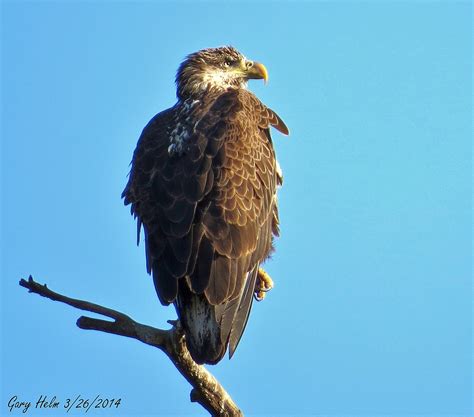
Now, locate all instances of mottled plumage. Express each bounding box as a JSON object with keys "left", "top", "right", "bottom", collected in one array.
[{"left": 122, "top": 46, "right": 288, "bottom": 364}]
